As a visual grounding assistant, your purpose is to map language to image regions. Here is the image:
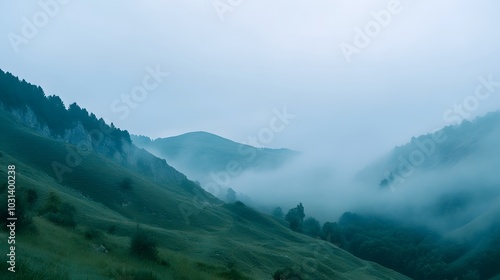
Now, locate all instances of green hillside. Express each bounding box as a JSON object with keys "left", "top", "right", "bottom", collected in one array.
[
  {"left": 335, "top": 112, "right": 500, "bottom": 279},
  {"left": 0, "top": 73, "right": 408, "bottom": 279}
]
